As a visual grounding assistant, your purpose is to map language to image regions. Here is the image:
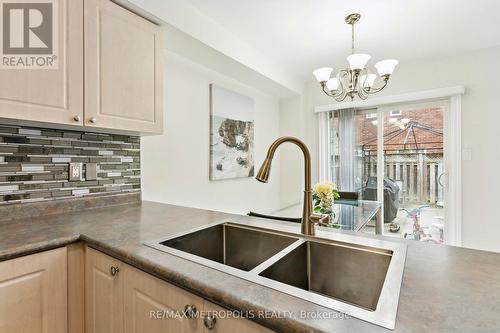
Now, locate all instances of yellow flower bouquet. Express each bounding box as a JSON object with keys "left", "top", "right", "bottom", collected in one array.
[{"left": 312, "top": 182, "right": 340, "bottom": 215}]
